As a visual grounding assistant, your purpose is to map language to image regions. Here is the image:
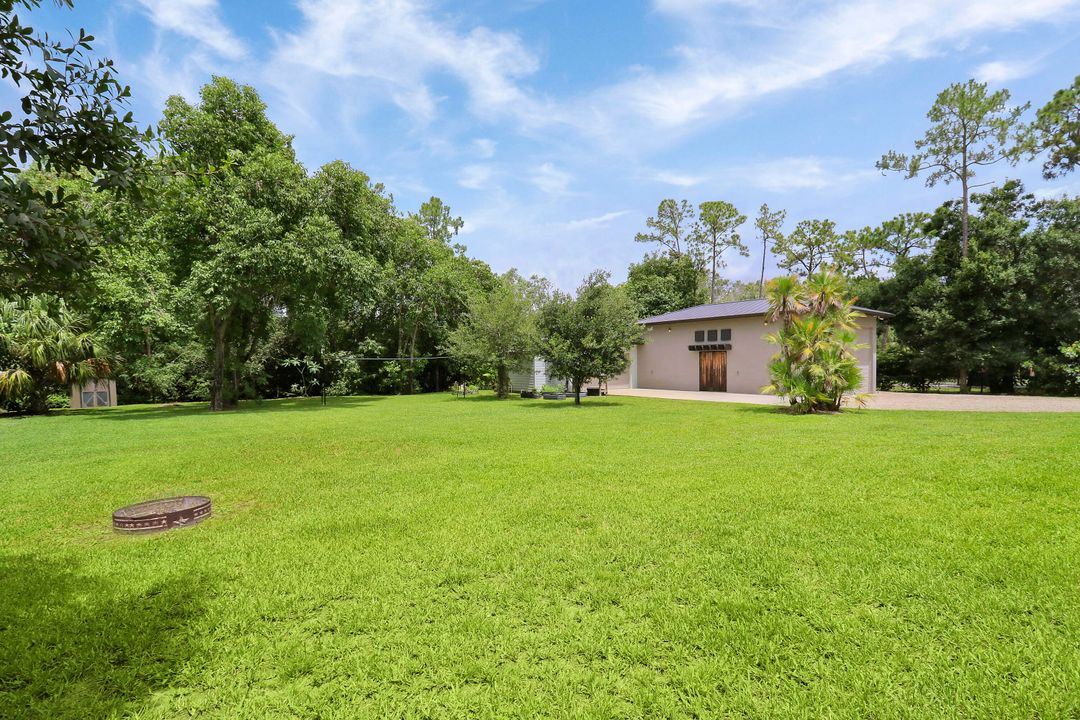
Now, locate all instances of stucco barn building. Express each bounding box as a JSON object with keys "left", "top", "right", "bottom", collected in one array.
[{"left": 622, "top": 299, "right": 890, "bottom": 395}]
